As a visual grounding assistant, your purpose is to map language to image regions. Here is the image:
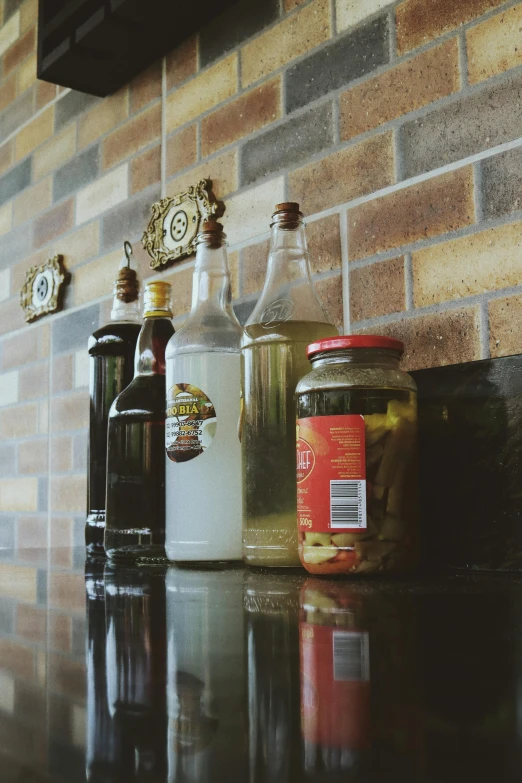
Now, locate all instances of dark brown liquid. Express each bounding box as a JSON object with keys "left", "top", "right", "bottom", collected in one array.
[
  {"left": 87, "top": 321, "right": 140, "bottom": 557},
  {"left": 105, "top": 319, "right": 174, "bottom": 562}
]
